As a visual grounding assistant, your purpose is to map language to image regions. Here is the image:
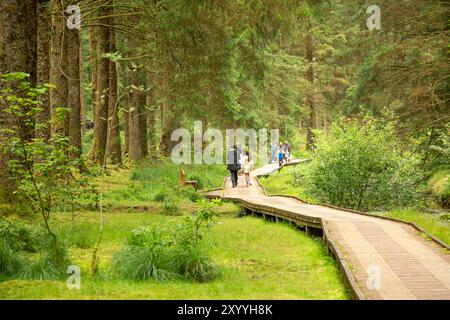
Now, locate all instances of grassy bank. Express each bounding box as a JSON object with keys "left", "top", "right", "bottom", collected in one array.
[
  {"left": 0, "top": 210, "right": 348, "bottom": 299},
  {"left": 0, "top": 161, "right": 349, "bottom": 299},
  {"left": 91, "top": 162, "right": 228, "bottom": 208},
  {"left": 376, "top": 209, "right": 450, "bottom": 245}
]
